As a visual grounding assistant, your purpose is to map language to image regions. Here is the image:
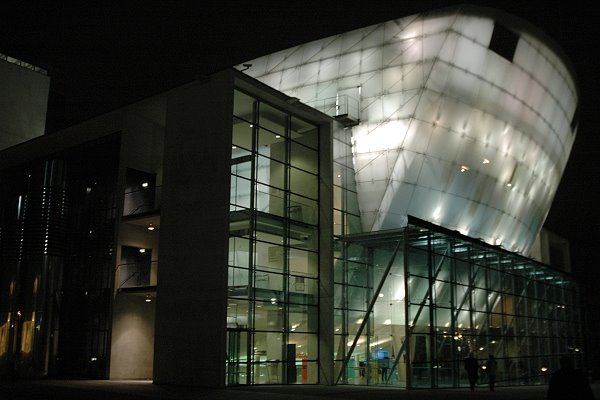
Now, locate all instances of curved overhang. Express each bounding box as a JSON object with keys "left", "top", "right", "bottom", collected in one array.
[{"left": 239, "top": 5, "right": 579, "bottom": 255}]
